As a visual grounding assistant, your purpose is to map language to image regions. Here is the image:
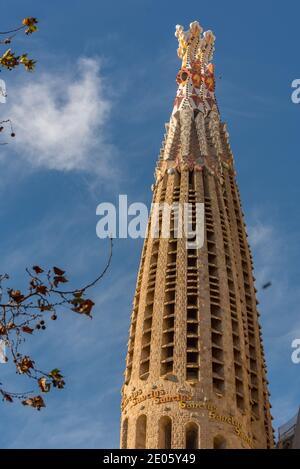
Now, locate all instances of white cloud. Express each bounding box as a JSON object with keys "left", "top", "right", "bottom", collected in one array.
[{"left": 8, "top": 57, "right": 117, "bottom": 176}]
